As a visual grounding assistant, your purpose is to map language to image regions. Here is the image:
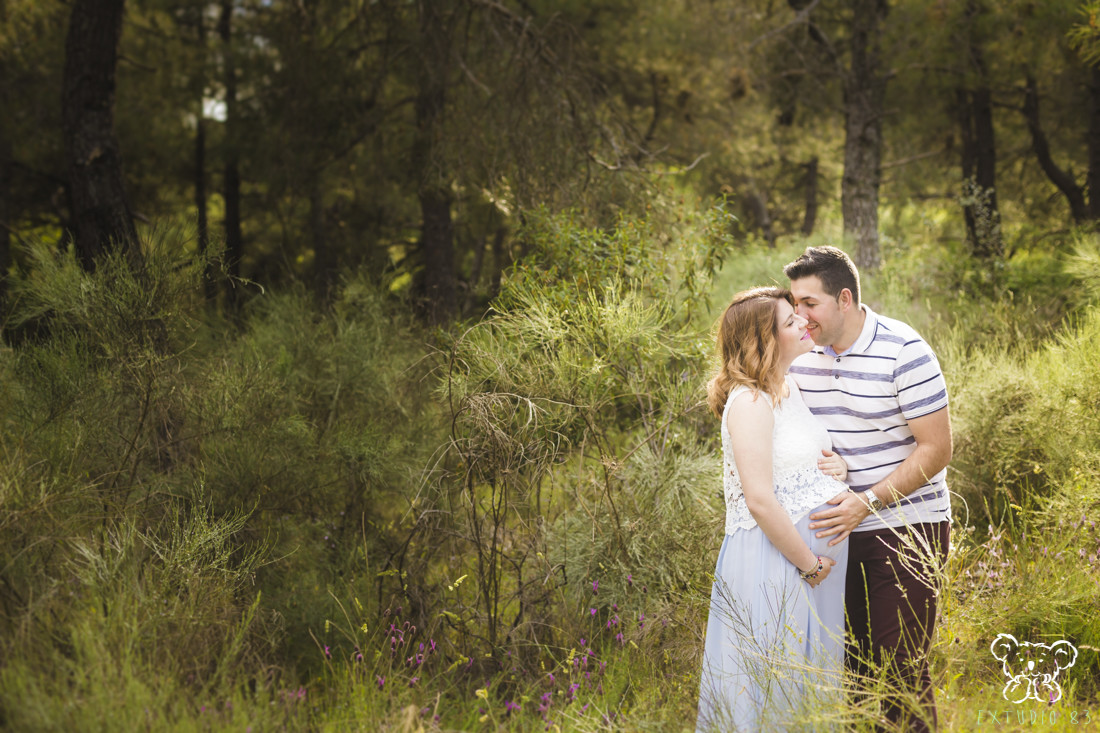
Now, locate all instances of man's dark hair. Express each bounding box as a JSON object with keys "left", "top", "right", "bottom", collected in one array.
[{"left": 783, "top": 246, "right": 861, "bottom": 305}]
